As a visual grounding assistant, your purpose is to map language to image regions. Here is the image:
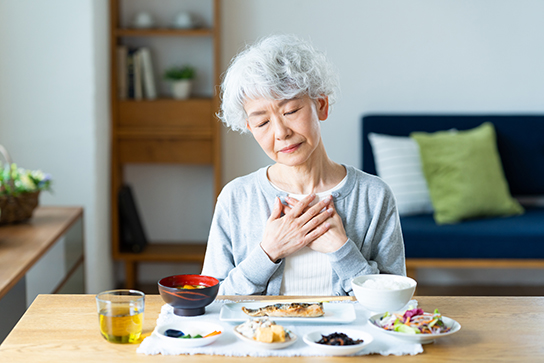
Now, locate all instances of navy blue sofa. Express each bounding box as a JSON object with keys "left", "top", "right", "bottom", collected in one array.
[{"left": 362, "top": 115, "right": 544, "bottom": 275}]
